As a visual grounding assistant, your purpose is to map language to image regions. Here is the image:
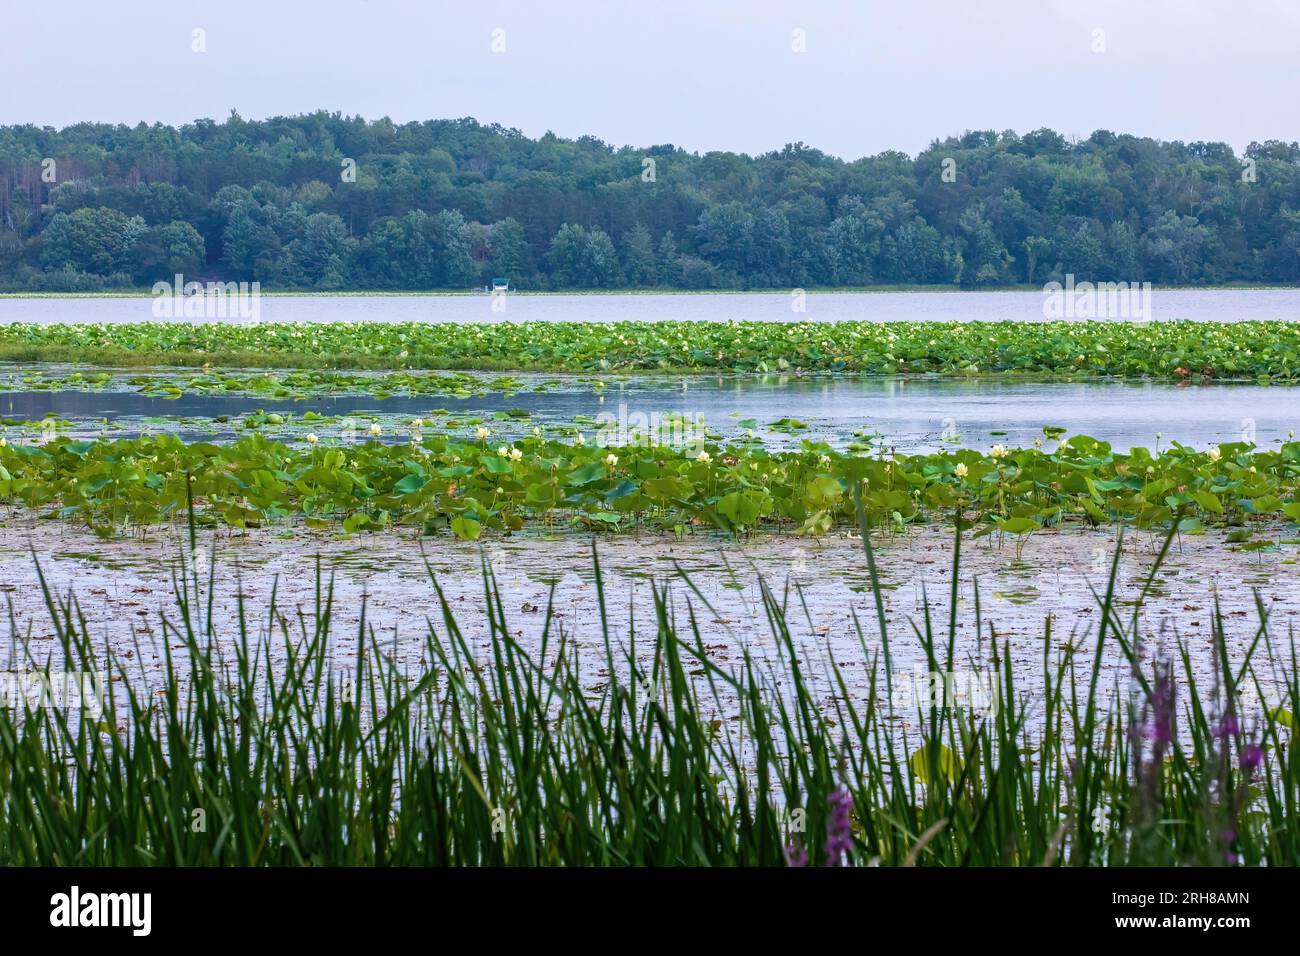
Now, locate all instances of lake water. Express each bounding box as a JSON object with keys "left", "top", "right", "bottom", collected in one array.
[
  {"left": 7, "top": 375, "right": 1295, "bottom": 453},
  {"left": 4, "top": 289, "right": 1298, "bottom": 451},
  {"left": 3, "top": 287, "right": 1299, "bottom": 325},
  {"left": 1, "top": 519, "right": 1291, "bottom": 740},
  {"left": 4, "top": 290, "right": 1297, "bottom": 738}
]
